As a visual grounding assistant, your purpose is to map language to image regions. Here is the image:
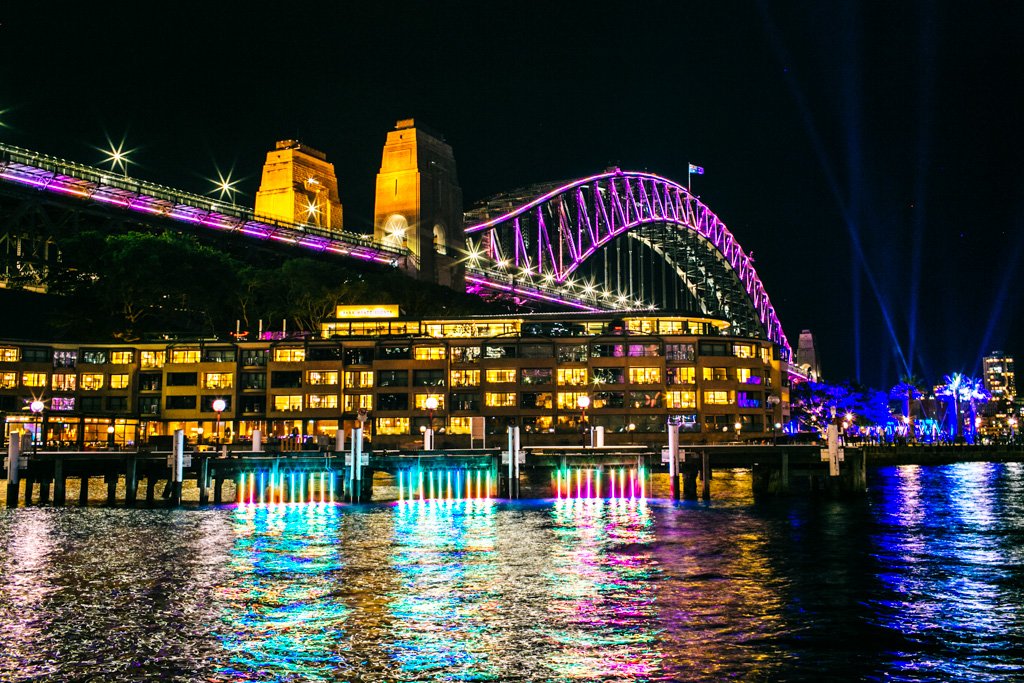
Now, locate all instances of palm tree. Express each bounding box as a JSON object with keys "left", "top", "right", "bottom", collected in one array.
[
  {"left": 889, "top": 375, "right": 924, "bottom": 441},
  {"left": 936, "top": 373, "right": 968, "bottom": 442},
  {"left": 958, "top": 377, "right": 991, "bottom": 444}
]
